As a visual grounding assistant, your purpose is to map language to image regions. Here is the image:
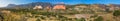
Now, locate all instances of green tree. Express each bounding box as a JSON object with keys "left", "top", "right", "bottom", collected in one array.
[
  {"left": 94, "top": 16, "right": 103, "bottom": 21},
  {"left": 76, "top": 18, "right": 86, "bottom": 21},
  {"left": 113, "top": 10, "right": 120, "bottom": 16}
]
